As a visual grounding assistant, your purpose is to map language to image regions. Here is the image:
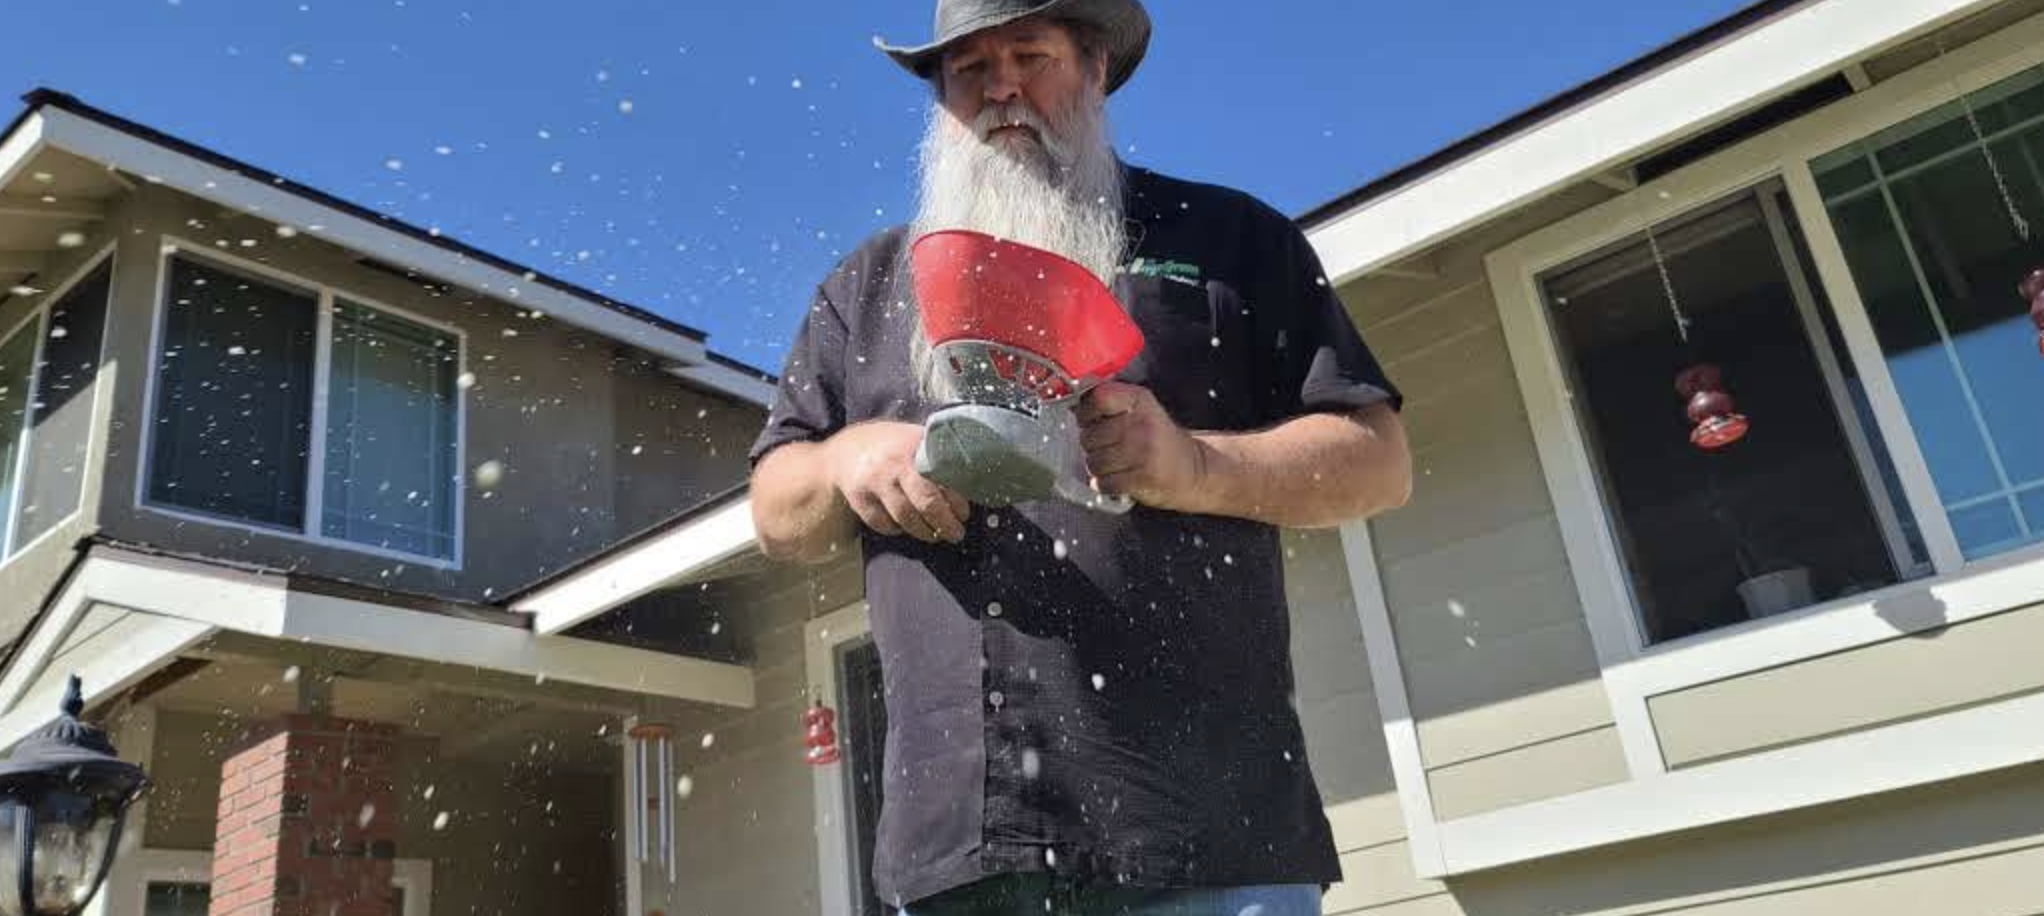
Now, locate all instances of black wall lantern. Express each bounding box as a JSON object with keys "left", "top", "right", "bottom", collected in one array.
[{"left": 0, "top": 676, "right": 148, "bottom": 916}]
